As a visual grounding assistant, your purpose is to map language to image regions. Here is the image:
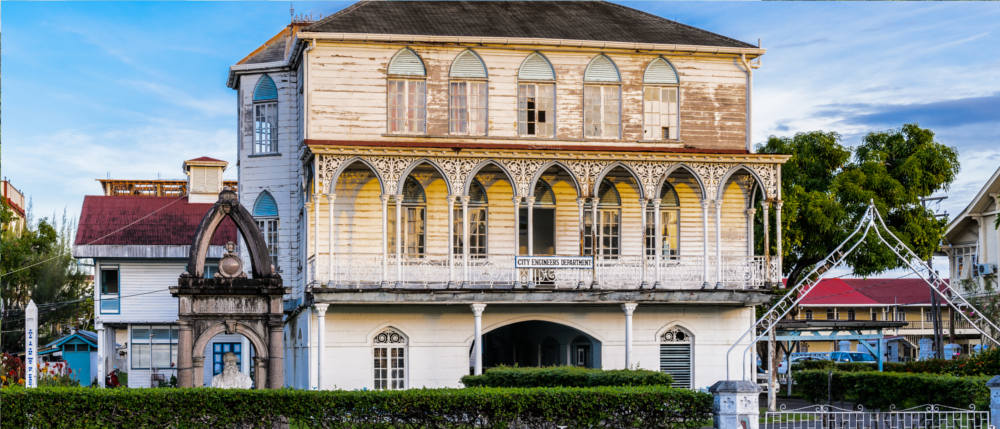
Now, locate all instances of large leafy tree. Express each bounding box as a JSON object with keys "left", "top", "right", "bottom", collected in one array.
[
  {"left": 1, "top": 201, "right": 92, "bottom": 354},
  {"left": 760, "top": 123, "right": 959, "bottom": 287}
]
